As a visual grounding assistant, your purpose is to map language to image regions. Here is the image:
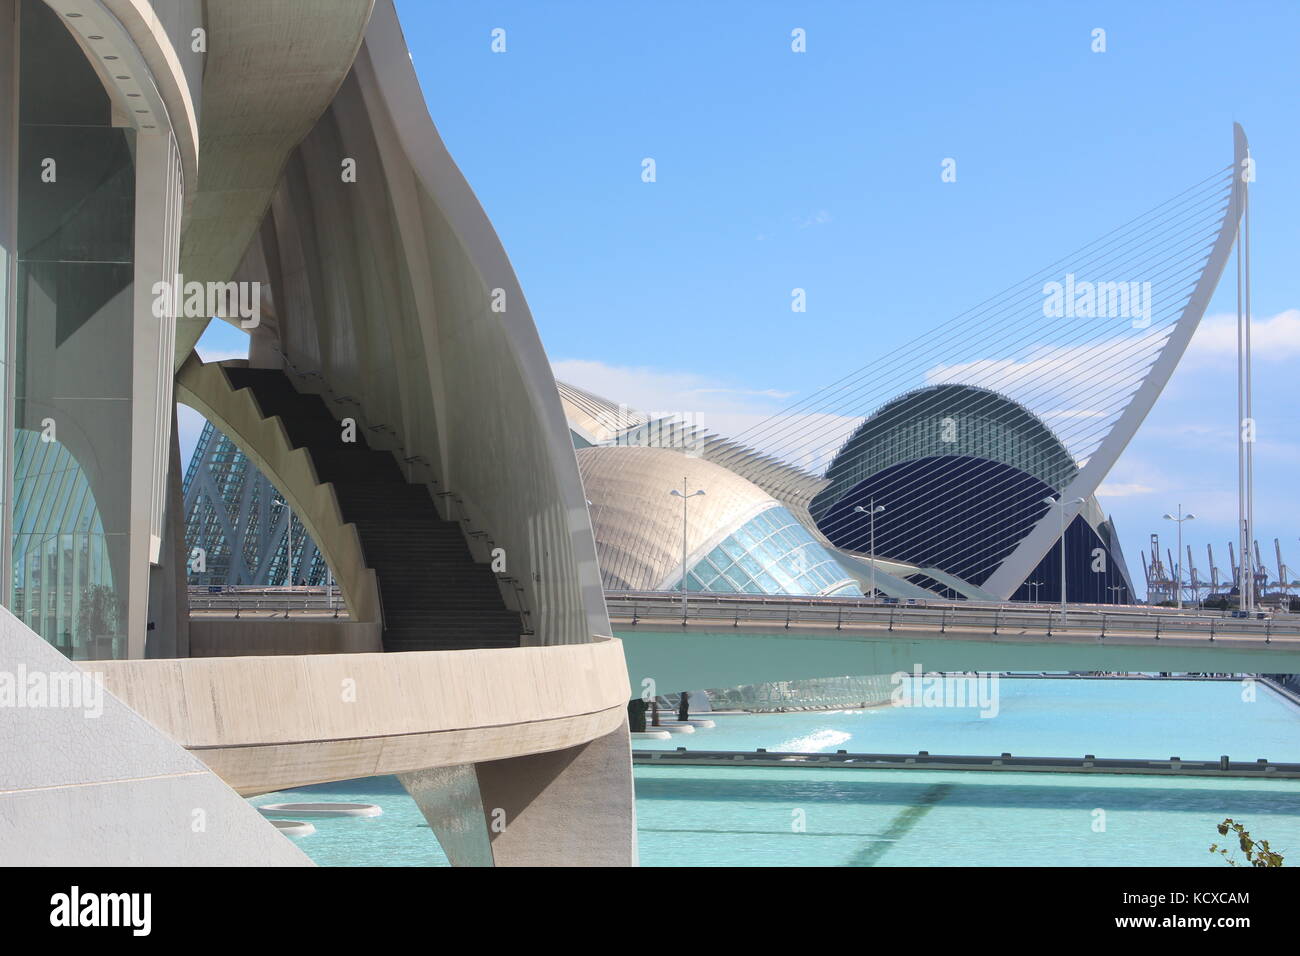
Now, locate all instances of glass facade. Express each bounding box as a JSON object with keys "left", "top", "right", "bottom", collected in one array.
[
  {"left": 703, "top": 674, "right": 894, "bottom": 712},
  {"left": 183, "top": 419, "right": 327, "bottom": 587},
  {"left": 9, "top": 431, "right": 118, "bottom": 656},
  {"left": 813, "top": 384, "right": 1079, "bottom": 524},
  {"left": 10, "top": 1, "right": 136, "bottom": 657},
  {"left": 679, "top": 505, "right": 861, "bottom": 597}
]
